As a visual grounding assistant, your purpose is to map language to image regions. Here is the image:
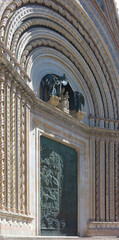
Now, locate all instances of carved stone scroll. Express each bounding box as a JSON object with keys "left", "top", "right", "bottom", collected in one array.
[{"left": 0, "top": 73, "right": 6, "bottom": 210}]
